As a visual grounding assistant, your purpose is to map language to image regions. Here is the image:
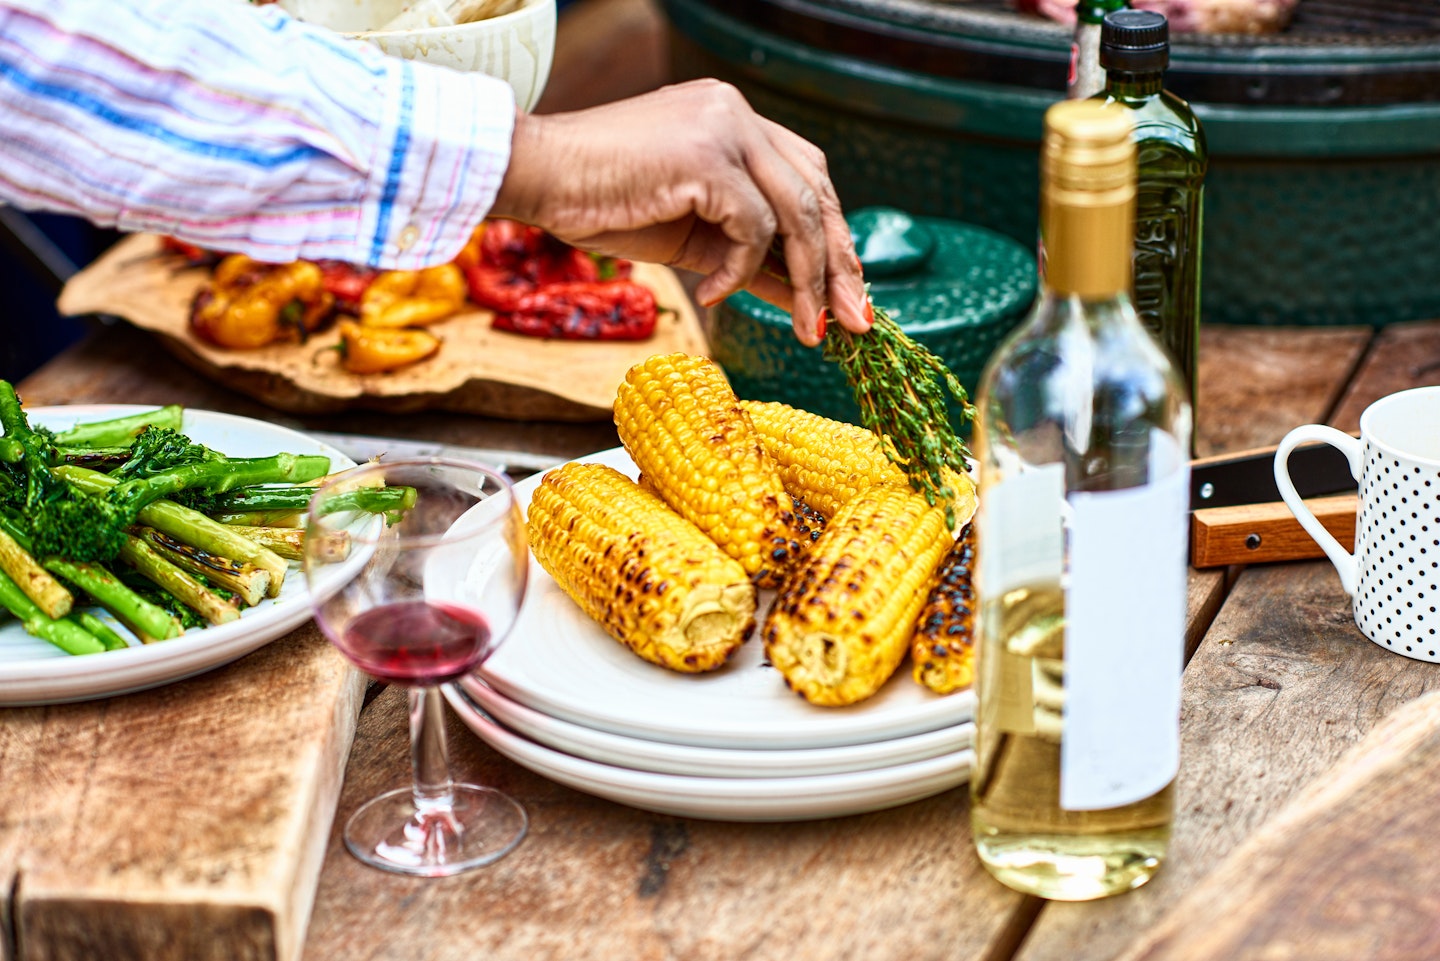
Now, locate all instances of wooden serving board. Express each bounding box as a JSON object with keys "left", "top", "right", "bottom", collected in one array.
[
  {"left": 0, "top": 626, "right": 367, "bottom": 961},
  {"left": 57, "top": 234, "right": 707, "bottom": 422}
]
